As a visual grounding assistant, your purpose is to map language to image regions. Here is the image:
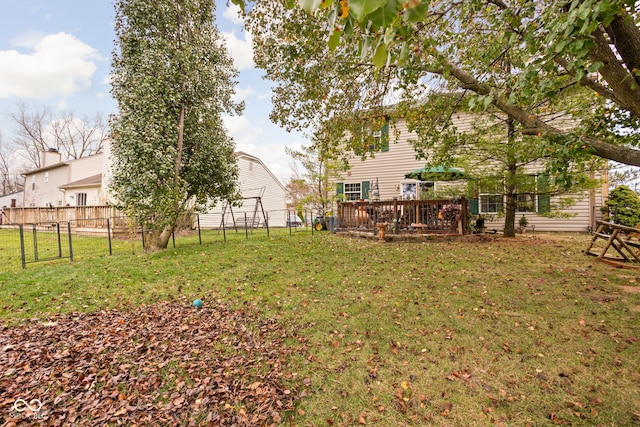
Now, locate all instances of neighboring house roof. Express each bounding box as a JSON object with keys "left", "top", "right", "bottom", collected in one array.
[
  {"left": 22, "top": 153, "right": 104, "bottom": 176},
  {"left": 59, "top": 174, "right": 103, "bottom": 189},
  {"left": 0, "top": 190, "right": 24, "bottom": 198},
  {"left": 23, "top": 162, "right": 70, "bottom": 175}
]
